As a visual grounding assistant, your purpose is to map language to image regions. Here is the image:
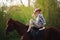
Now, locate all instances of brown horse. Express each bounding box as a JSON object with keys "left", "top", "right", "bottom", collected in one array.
[{"left": 6, "top": 18, "right": 60, "bottom": 40}]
